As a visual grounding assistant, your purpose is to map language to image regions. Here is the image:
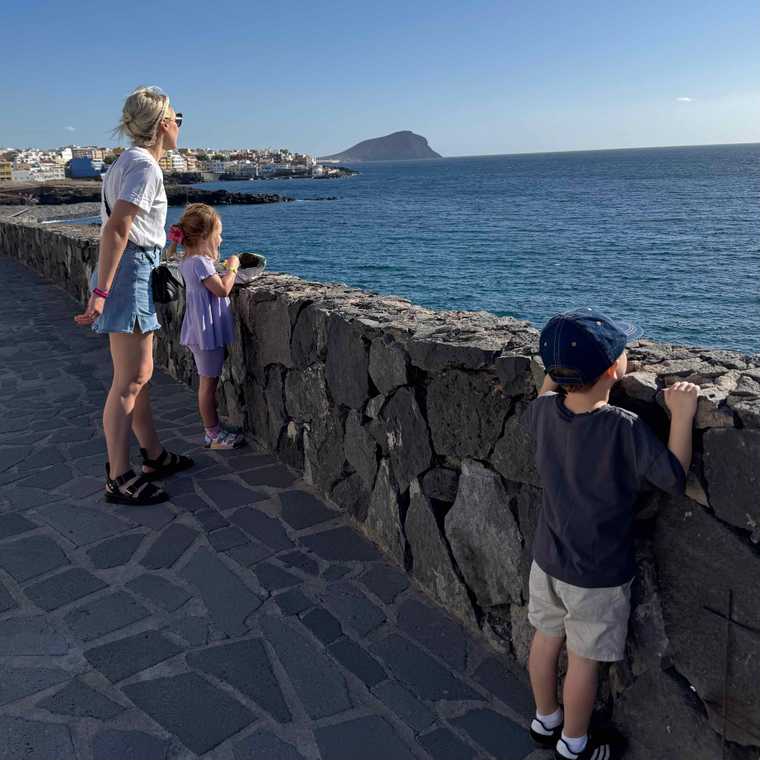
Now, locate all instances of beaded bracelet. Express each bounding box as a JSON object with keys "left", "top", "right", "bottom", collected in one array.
[{"left": 93, "top": 287, "right": 109, "bottom": 299}]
